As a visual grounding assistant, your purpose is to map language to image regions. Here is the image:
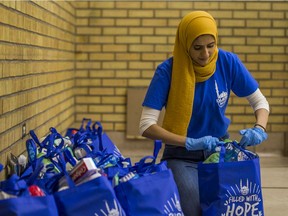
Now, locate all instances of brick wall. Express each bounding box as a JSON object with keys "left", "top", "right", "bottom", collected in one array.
[
  {"left": 0, "top": 1, "right": 287, "bottom": 178},
  {"left": 73, "top": 1, "right": 288, "bottom": 135},
  {"left": 0, "top": 1, "right": 75, "bottom": 179}
]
